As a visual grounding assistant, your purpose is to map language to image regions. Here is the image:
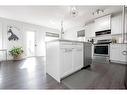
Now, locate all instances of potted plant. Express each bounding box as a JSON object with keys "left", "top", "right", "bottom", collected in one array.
[{"left": 9, "top": 47, "right": 24, "bottom": 60}]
